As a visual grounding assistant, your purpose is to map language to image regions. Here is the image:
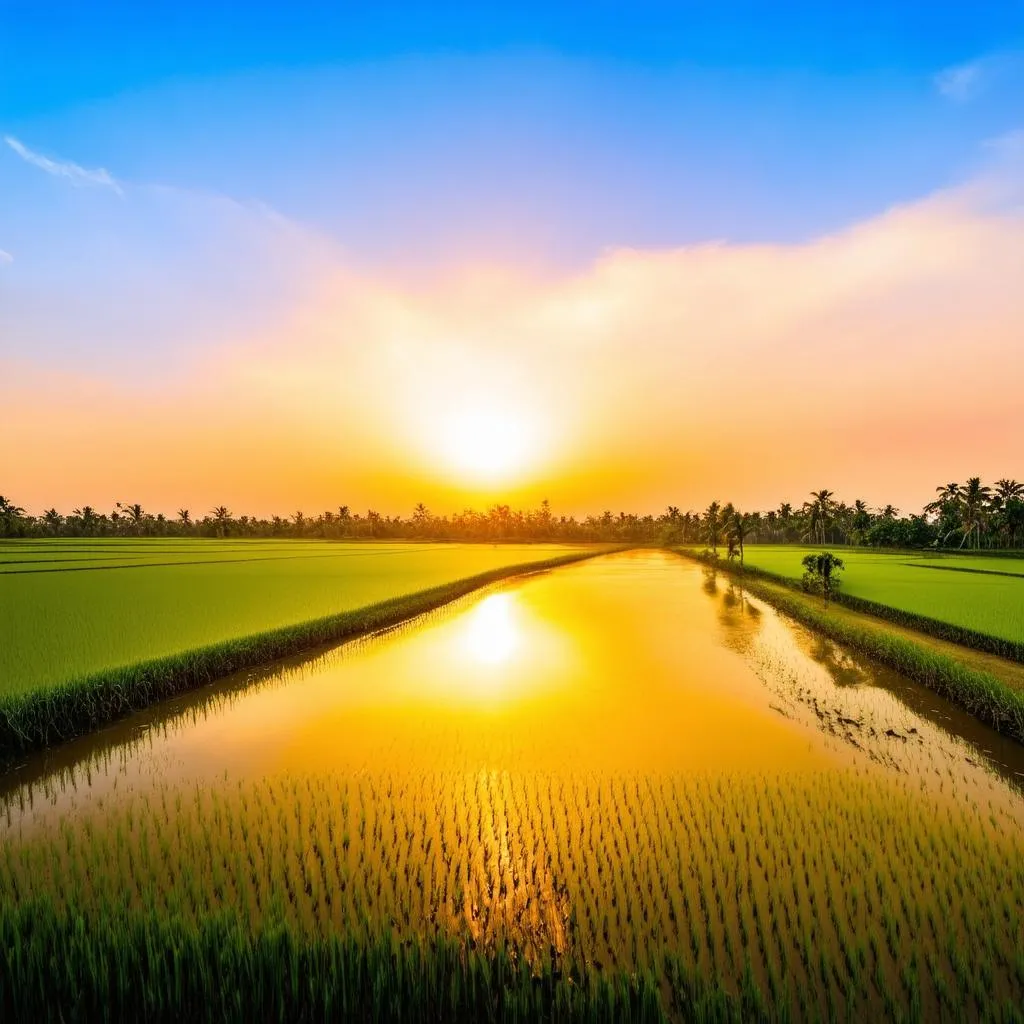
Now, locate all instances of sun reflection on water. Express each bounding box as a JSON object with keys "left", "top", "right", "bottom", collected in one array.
[{"left": 460, "top": 593, "right": 519, "bottom": 666}]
